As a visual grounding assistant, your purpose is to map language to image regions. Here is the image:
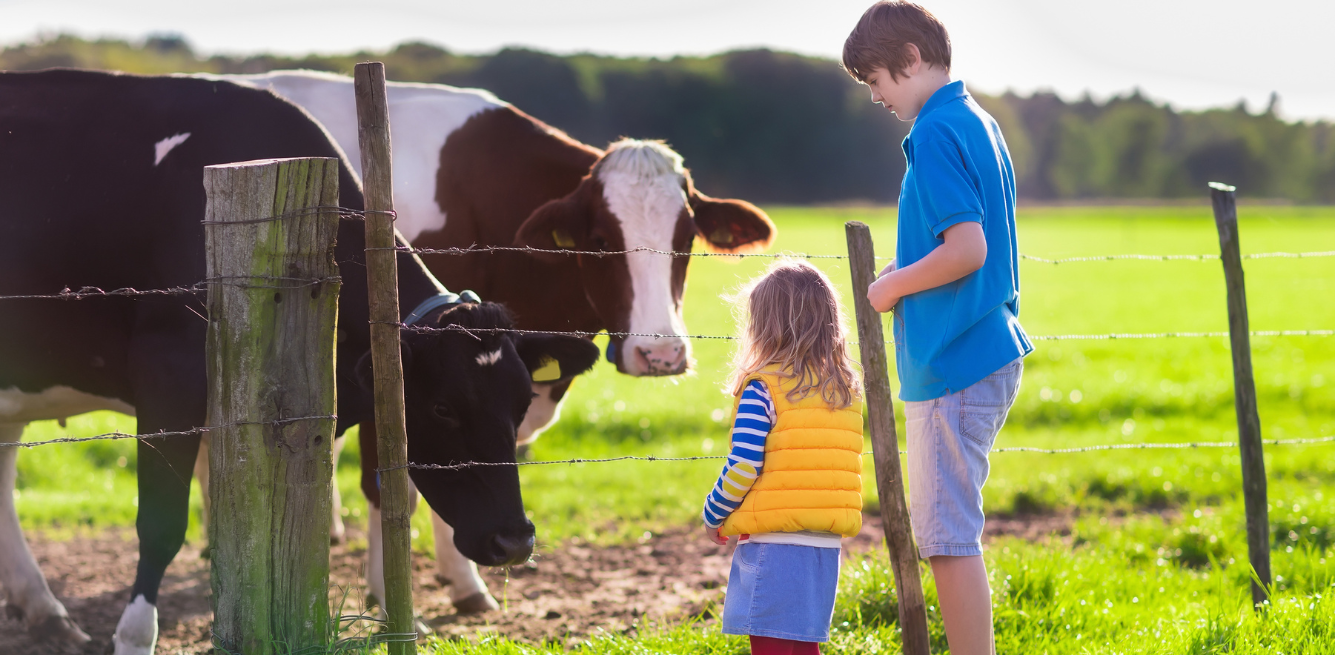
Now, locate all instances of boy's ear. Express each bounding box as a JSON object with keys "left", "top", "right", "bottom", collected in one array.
[{"left": 514, "top": 179, "right": 593, "bottom": 263}]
